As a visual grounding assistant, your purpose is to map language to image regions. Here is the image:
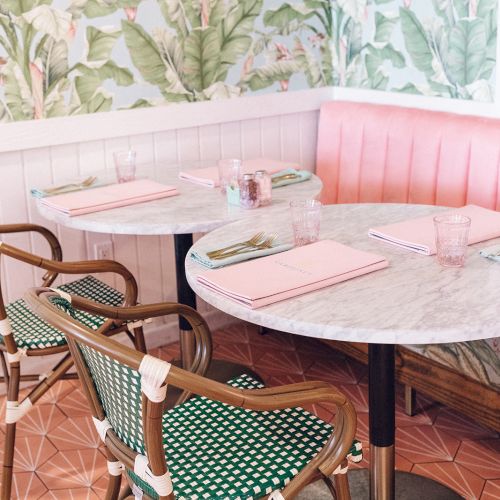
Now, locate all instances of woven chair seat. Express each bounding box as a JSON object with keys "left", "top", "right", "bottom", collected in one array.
[
  {"left": 1, "top": 275, "right": 124, "bottom": 350},
  {"left": 128, "top": 374, "right": 362, "bottom": 500}
]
